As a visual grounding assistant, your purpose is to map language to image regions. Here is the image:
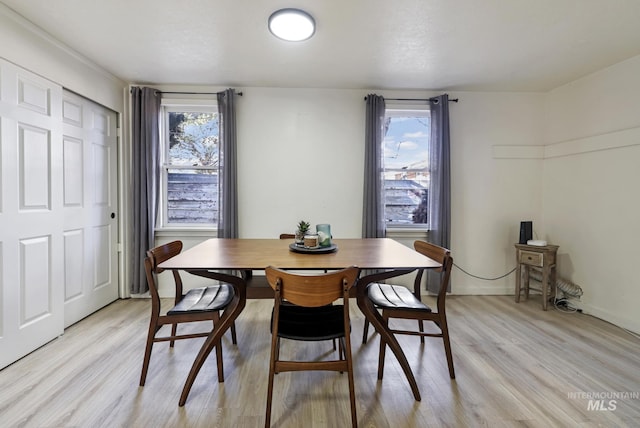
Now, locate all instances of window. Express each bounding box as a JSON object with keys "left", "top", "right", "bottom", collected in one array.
[
  {"left": 160, "top": 101, "right": 219, "bottom": 227},
  {"left": 383, "top": 108, "right": 430, "bottom": 228}
]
